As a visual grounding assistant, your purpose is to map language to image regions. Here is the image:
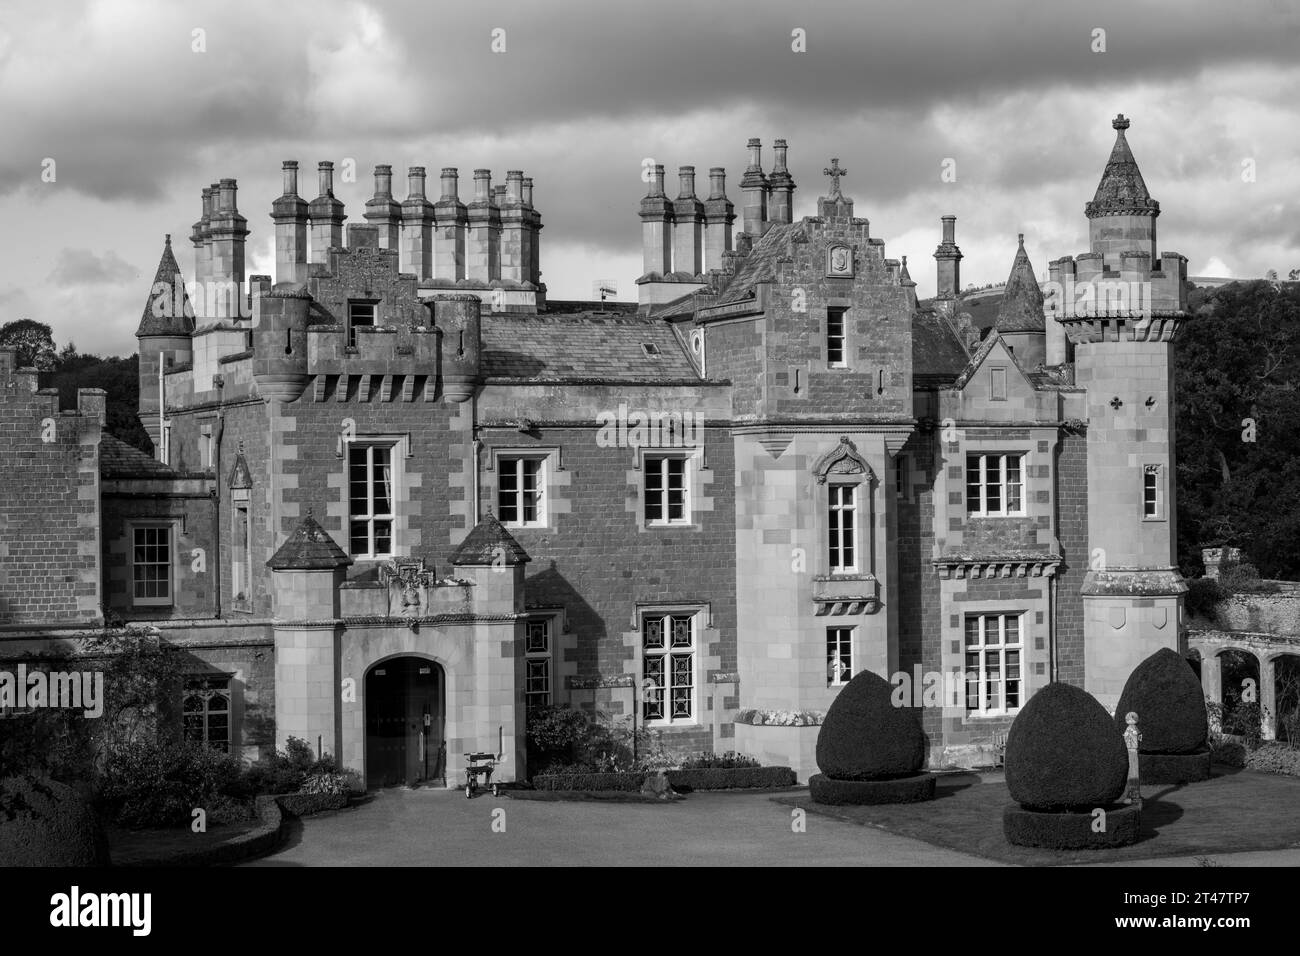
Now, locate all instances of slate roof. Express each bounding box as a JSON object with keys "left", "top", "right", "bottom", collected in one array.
[
  {"left": 136, "top": 236, "right": 196, "bottom": 337},
  {"left": 448, "top": 513, "right": 531, "bottom": 566},
  {"left": 266, "top": 511, "right": 353, "bottom": 570},
  {"left": 911, "top": 307, "right": 971, "bottom": 385},
  {"left": 995, "top": 236, "right": 1045, "bottom": 333},
  {"left": 99, "top": 435, "right": 177, "bottom": 478},
  {"left": 481, "top": 311, "right": 699, "bottom": 381},
  {"left": 1085, "top": 115, "right": 1159, "bottom": 218},
  {"left": 716, "top": 222, "right": 805, "bottom": 305}
]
